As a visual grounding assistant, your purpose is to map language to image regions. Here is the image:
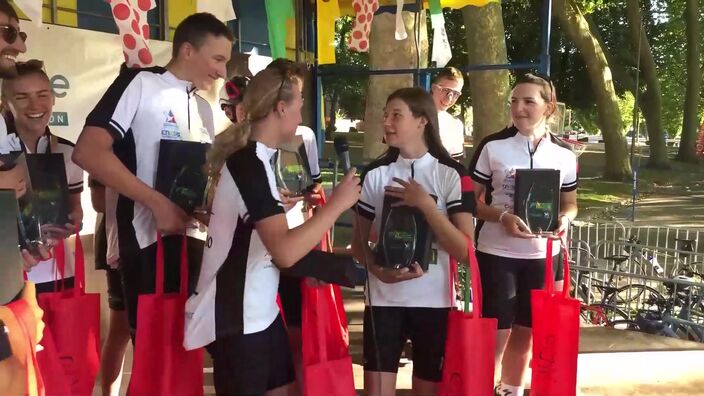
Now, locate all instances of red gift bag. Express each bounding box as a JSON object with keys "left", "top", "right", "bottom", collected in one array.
[
  {"left": 6, "top": 297, "right": 45, "bottom": 396},
  {"left": 35, "top": 325, "right": 71, "bottom": 396},
  {"left": 128, "top": 234, "right": 204, "bottom": 396},
  {"left": 530, "top": 241, "right": 580, "bottom": 396},
  {"left": 37, "top": 234, "right": 100, "bottom": 396},
  {"left": 300, "top": 191, "right": 355, "bottom": 396},
  {"left": 301, "top": 283, "right": 355, "bottom": 396},
  {"left": 438, "top": 238, "right": 498, "bottom": 396}
]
